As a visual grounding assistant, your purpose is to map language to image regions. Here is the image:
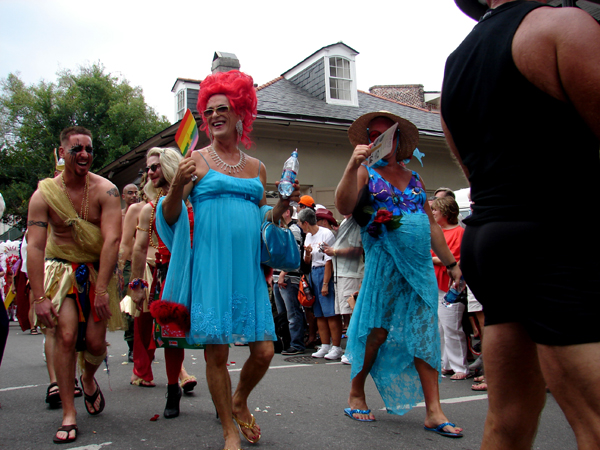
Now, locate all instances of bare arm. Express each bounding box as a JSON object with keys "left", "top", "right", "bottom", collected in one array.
[
  {"left": 129, "top": 204, "right": 152, "bottom": 309},
  {"left": 94, "top": 181, "right": 122, "bottom": 320},
  {"left": 119, "top": 202, "right": 141, "bottom": 266},
  {"left": 335, "top": 145, "right": 371, "bottom": 215},
  {"left": 162, "top": 150, "right": 197, "bottom": 226},
  {"left": 513, "top": 6, "right": 600, "bottom": 139},
  {"left": 257, "top": 160, "right": 300, "bottom": 224},
  {"left": 26, "top": 190, "right": 59, "bottom": 328}
]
